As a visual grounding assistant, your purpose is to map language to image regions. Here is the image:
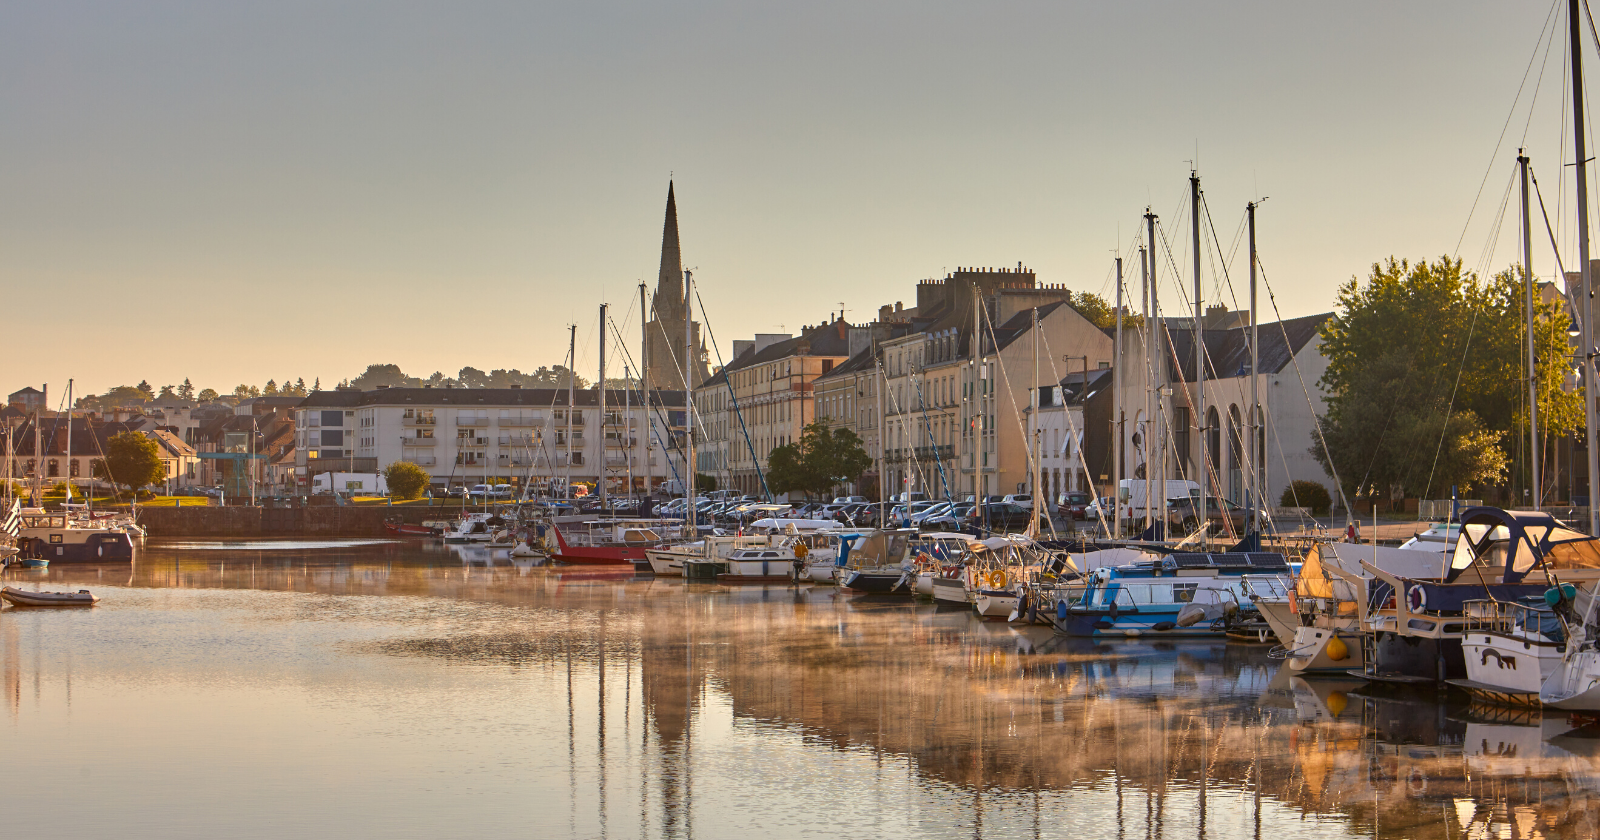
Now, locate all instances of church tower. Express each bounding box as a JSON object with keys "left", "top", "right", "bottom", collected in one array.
[{"left": 643, "top": 181, "right": 709, "bottom": 392}]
